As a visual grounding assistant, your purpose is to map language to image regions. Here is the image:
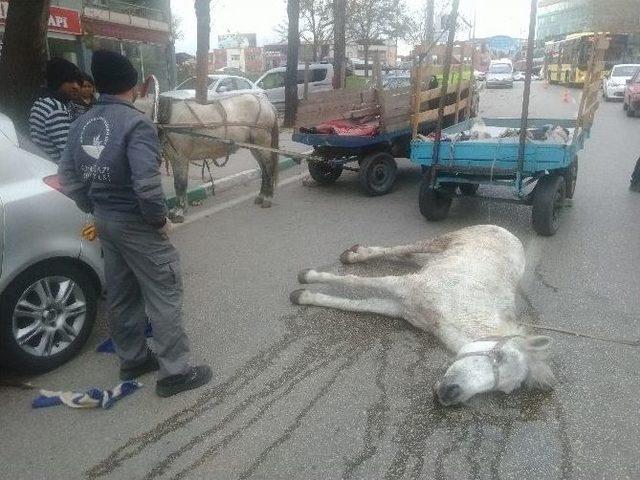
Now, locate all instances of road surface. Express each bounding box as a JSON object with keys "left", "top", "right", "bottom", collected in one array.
[{"left": 1, "top": 82, "right": 639, "bottom": 480}]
